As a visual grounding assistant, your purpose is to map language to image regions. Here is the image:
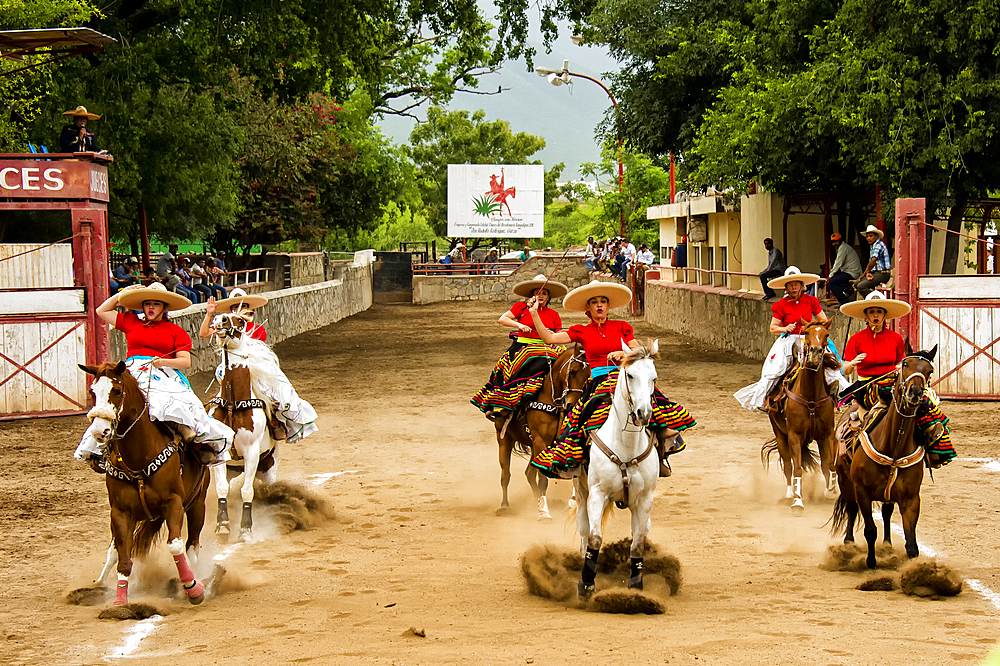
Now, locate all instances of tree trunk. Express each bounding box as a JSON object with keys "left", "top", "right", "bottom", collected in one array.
[{"left": 941, "top": 193, "right": 967, "bottom": 274}]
